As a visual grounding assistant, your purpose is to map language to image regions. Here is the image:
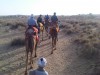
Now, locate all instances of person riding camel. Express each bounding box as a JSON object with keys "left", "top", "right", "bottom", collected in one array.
[
  {"left": 44, "top": 14, "right": 50, "bottom": 30},
  {"left": 44, "top": 14, "right": 49, "bottom": 22},
  {"left": 37, "top": 14, "right": 43, "bottom": 34},
  {"left": 37, "top": 14, "right": 43, "bottom": 24},
  {"left": 25, "top": 14, "right": 39, "bottom": 41},
  {"left": 51, "top": 12, "right": 58, "bottom": 26},
  {"left": 51, "top": 12, "right": 59, "bottom": 32}
]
